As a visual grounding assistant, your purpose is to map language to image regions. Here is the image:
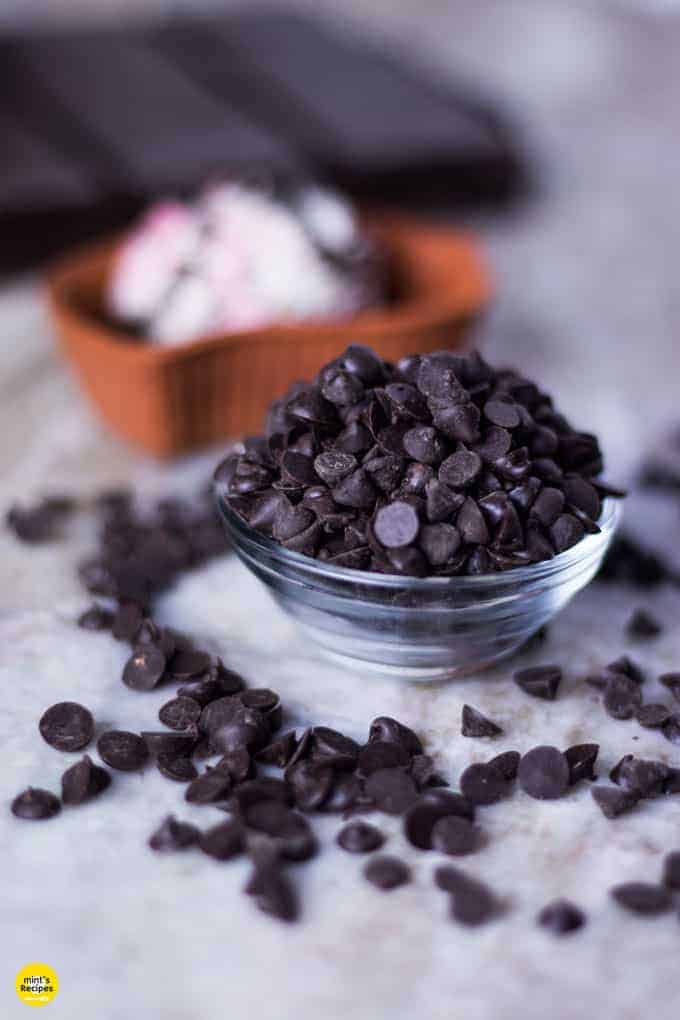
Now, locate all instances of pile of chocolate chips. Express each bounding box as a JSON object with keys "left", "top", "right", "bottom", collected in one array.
[{"left": 216, "top": 345, "right": 623, "bottom": 576}]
